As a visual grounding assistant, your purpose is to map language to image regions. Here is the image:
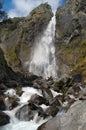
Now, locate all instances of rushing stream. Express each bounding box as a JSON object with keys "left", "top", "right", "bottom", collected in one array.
[
  {"left": 0, "top": 85, "right": 62, "bottom": 130},
  {"left": 0, "top": 113, "right": 44, "bottom": 130},
  {"left": 29, "top": 15, "right": 57, "bottom": 79},
  {"left": 0, "top": 88, "right": 49, "bottom": 130}
]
